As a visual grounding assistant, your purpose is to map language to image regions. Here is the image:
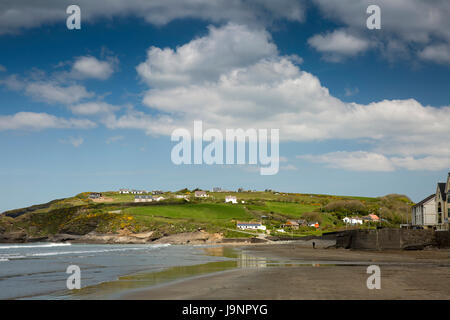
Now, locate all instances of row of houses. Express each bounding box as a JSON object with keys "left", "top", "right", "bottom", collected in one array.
[
  {"left": 119, "top": 189, "right": 164, "bottom": 195},
  {"left": 412, "top": 173, "right": 450, "bottom": 230},
  {"left": 342, "top": 214, "right": 380, "bottom": 225},
  {"left": 134, "top": 195, "right": 165, "bottom": 202}
]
